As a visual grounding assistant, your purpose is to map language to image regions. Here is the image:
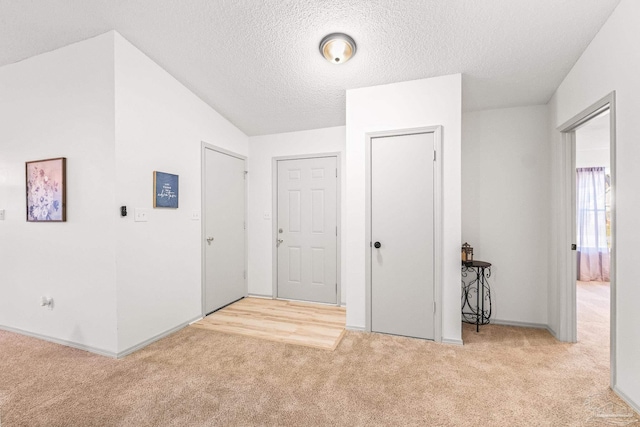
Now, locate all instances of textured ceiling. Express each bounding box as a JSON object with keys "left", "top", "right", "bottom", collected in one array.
[{"left": 0, "top": 0, "right": 621, "bottom": 136}]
